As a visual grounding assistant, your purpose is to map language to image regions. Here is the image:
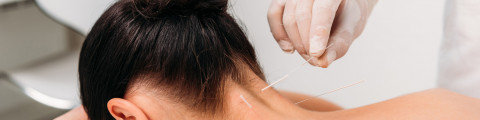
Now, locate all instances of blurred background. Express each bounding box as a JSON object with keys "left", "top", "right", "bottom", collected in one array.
[{"left": 0, "top": 0, "right": 444, "bottom": 119}]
